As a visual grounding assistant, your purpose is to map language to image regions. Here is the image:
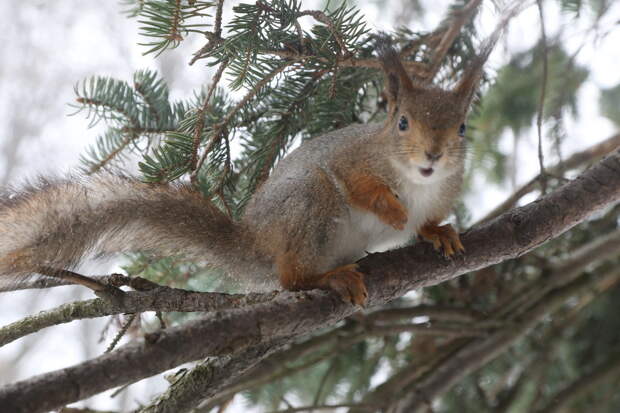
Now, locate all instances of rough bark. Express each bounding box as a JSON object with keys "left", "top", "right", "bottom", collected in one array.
[
  {"left": 0, "top": 149, "right": 619, "bottom": 413},
  {"left": 0, "top": 286, "right": 277, "bottom": 347}
]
